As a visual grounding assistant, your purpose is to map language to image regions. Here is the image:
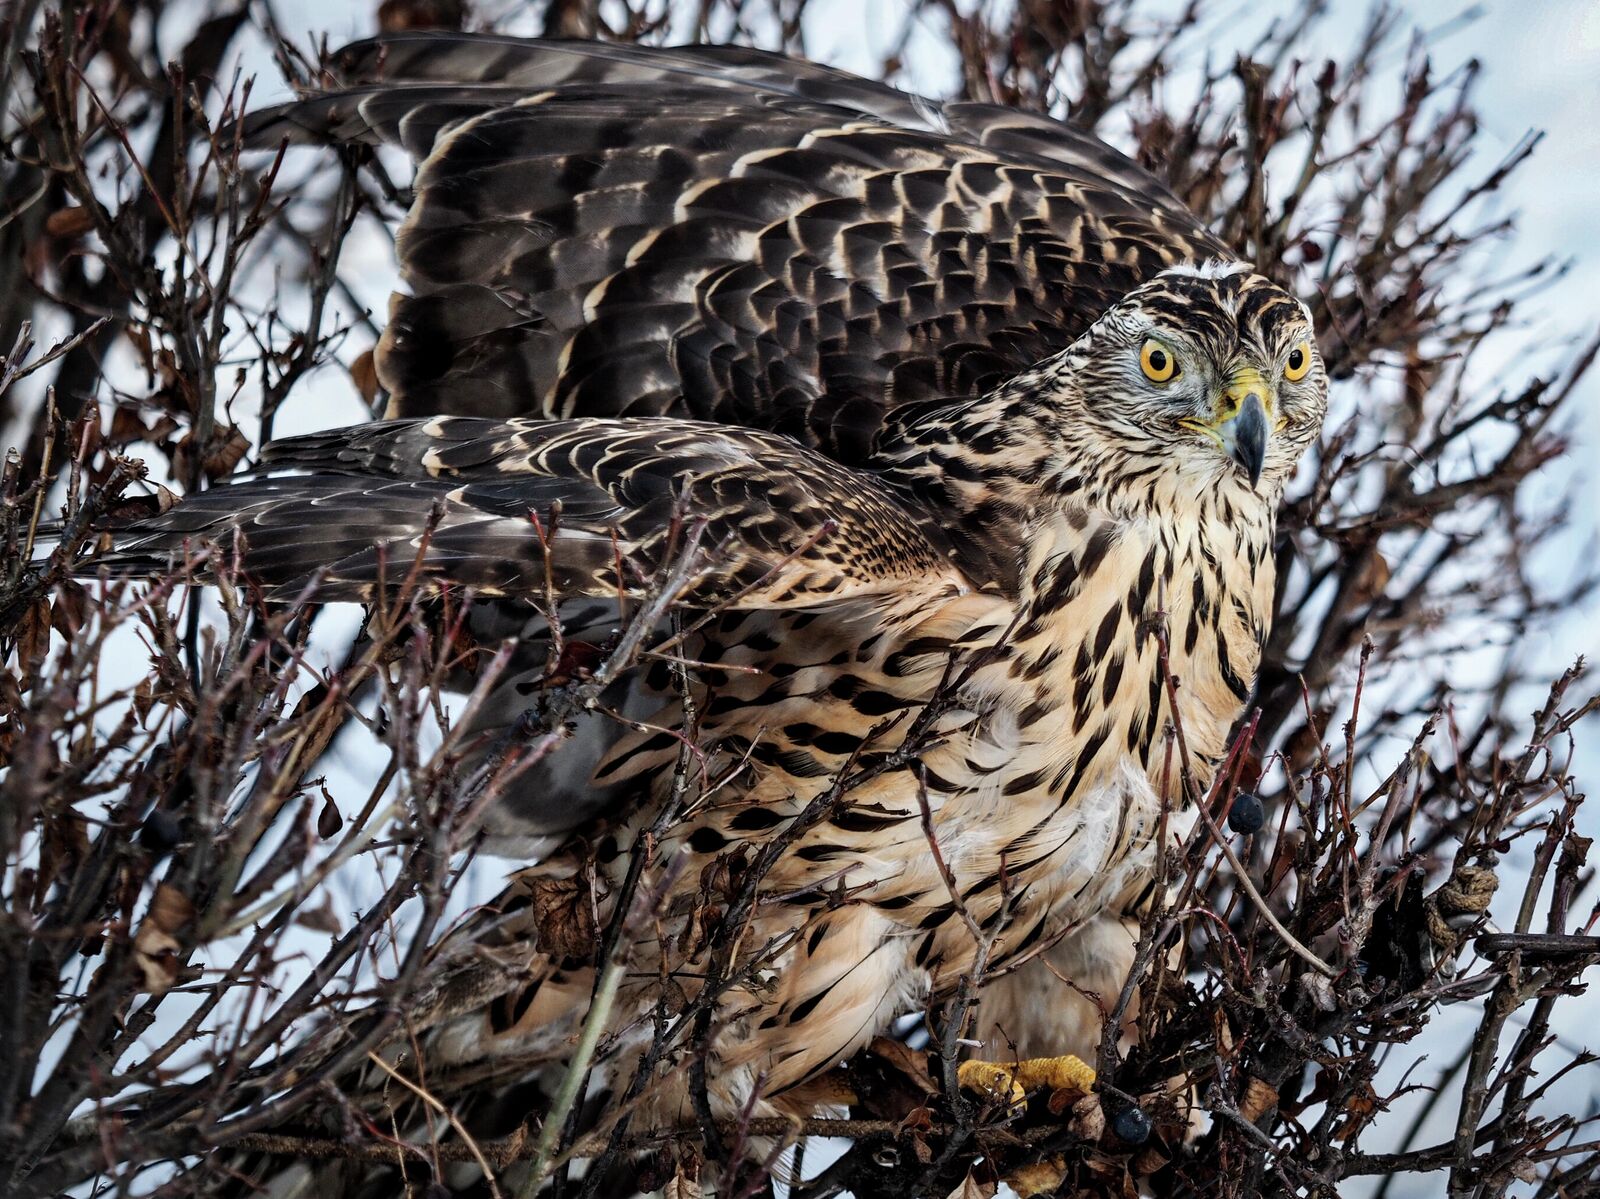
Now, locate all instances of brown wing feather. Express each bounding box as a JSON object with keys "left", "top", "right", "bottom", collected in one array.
[
  {"left": 98, "top": 417, "right": 967, "bottom": 606},
  {"left": 242, "top": 34, "right": 1230, "bottom": 463},
  {"left": 324, "top": 34, "right": 1198, "bottom": 203}
]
